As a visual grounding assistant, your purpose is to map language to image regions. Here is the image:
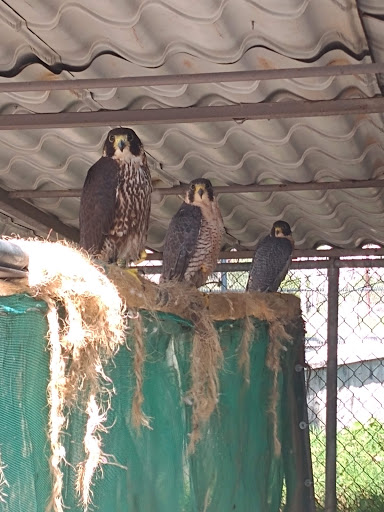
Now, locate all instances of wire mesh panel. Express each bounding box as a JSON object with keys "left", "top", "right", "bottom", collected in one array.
[
  {"left": 137, "top": 255, "right": 384, "bottom": 511},
  {"left": 332, "top": 266, "right": 384, "bottom": 512},
  {"left": 284, "top": 264, "right": 384, "bottom": 512}
]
